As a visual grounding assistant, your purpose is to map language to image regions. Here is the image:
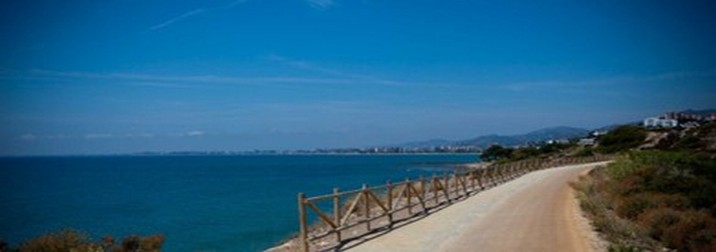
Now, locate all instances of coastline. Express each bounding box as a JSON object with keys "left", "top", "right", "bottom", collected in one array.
[{"left": 1, "top": 154, "right": 479, "bottom": 252}]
